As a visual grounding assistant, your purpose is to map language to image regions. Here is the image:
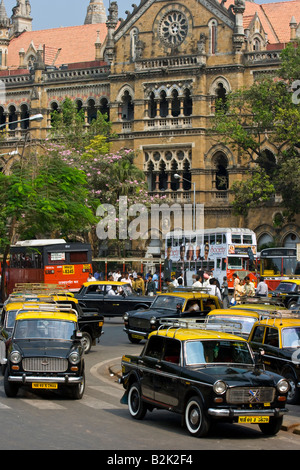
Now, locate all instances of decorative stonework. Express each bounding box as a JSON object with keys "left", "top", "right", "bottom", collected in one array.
[{"left": 153, "top": 3, "right": 193, "bottom": 51}]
